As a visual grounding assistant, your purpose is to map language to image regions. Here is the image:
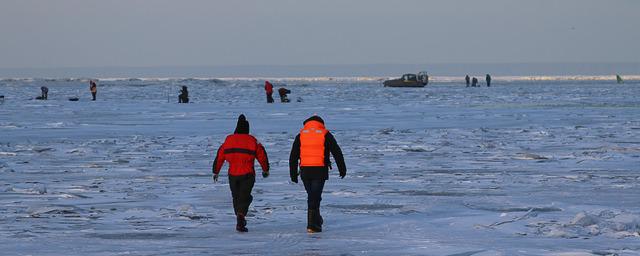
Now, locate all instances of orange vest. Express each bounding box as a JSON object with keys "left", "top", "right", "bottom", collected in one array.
[{"left": 299, "top": 120, "right": 328, "bottom": 167}]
